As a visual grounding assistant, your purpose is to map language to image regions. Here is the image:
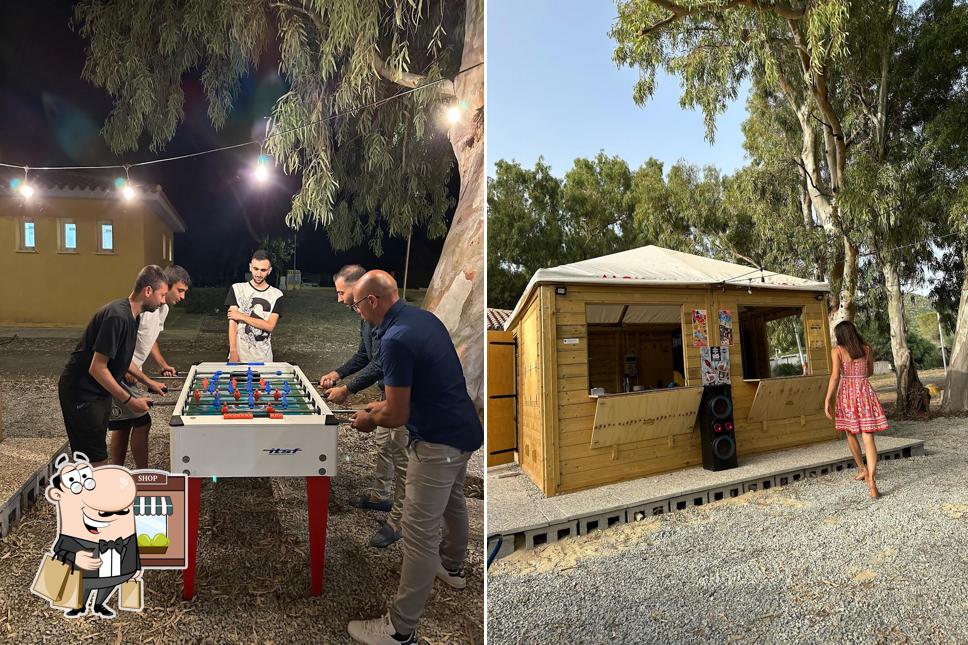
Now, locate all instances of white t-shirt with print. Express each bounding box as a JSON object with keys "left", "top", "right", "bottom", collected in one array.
[
  {"left": 226, "top": 281, "right": 284, "bottom": 362},
  {"left": 131, "top": 304, "right": 169, "bottom": 370}
]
